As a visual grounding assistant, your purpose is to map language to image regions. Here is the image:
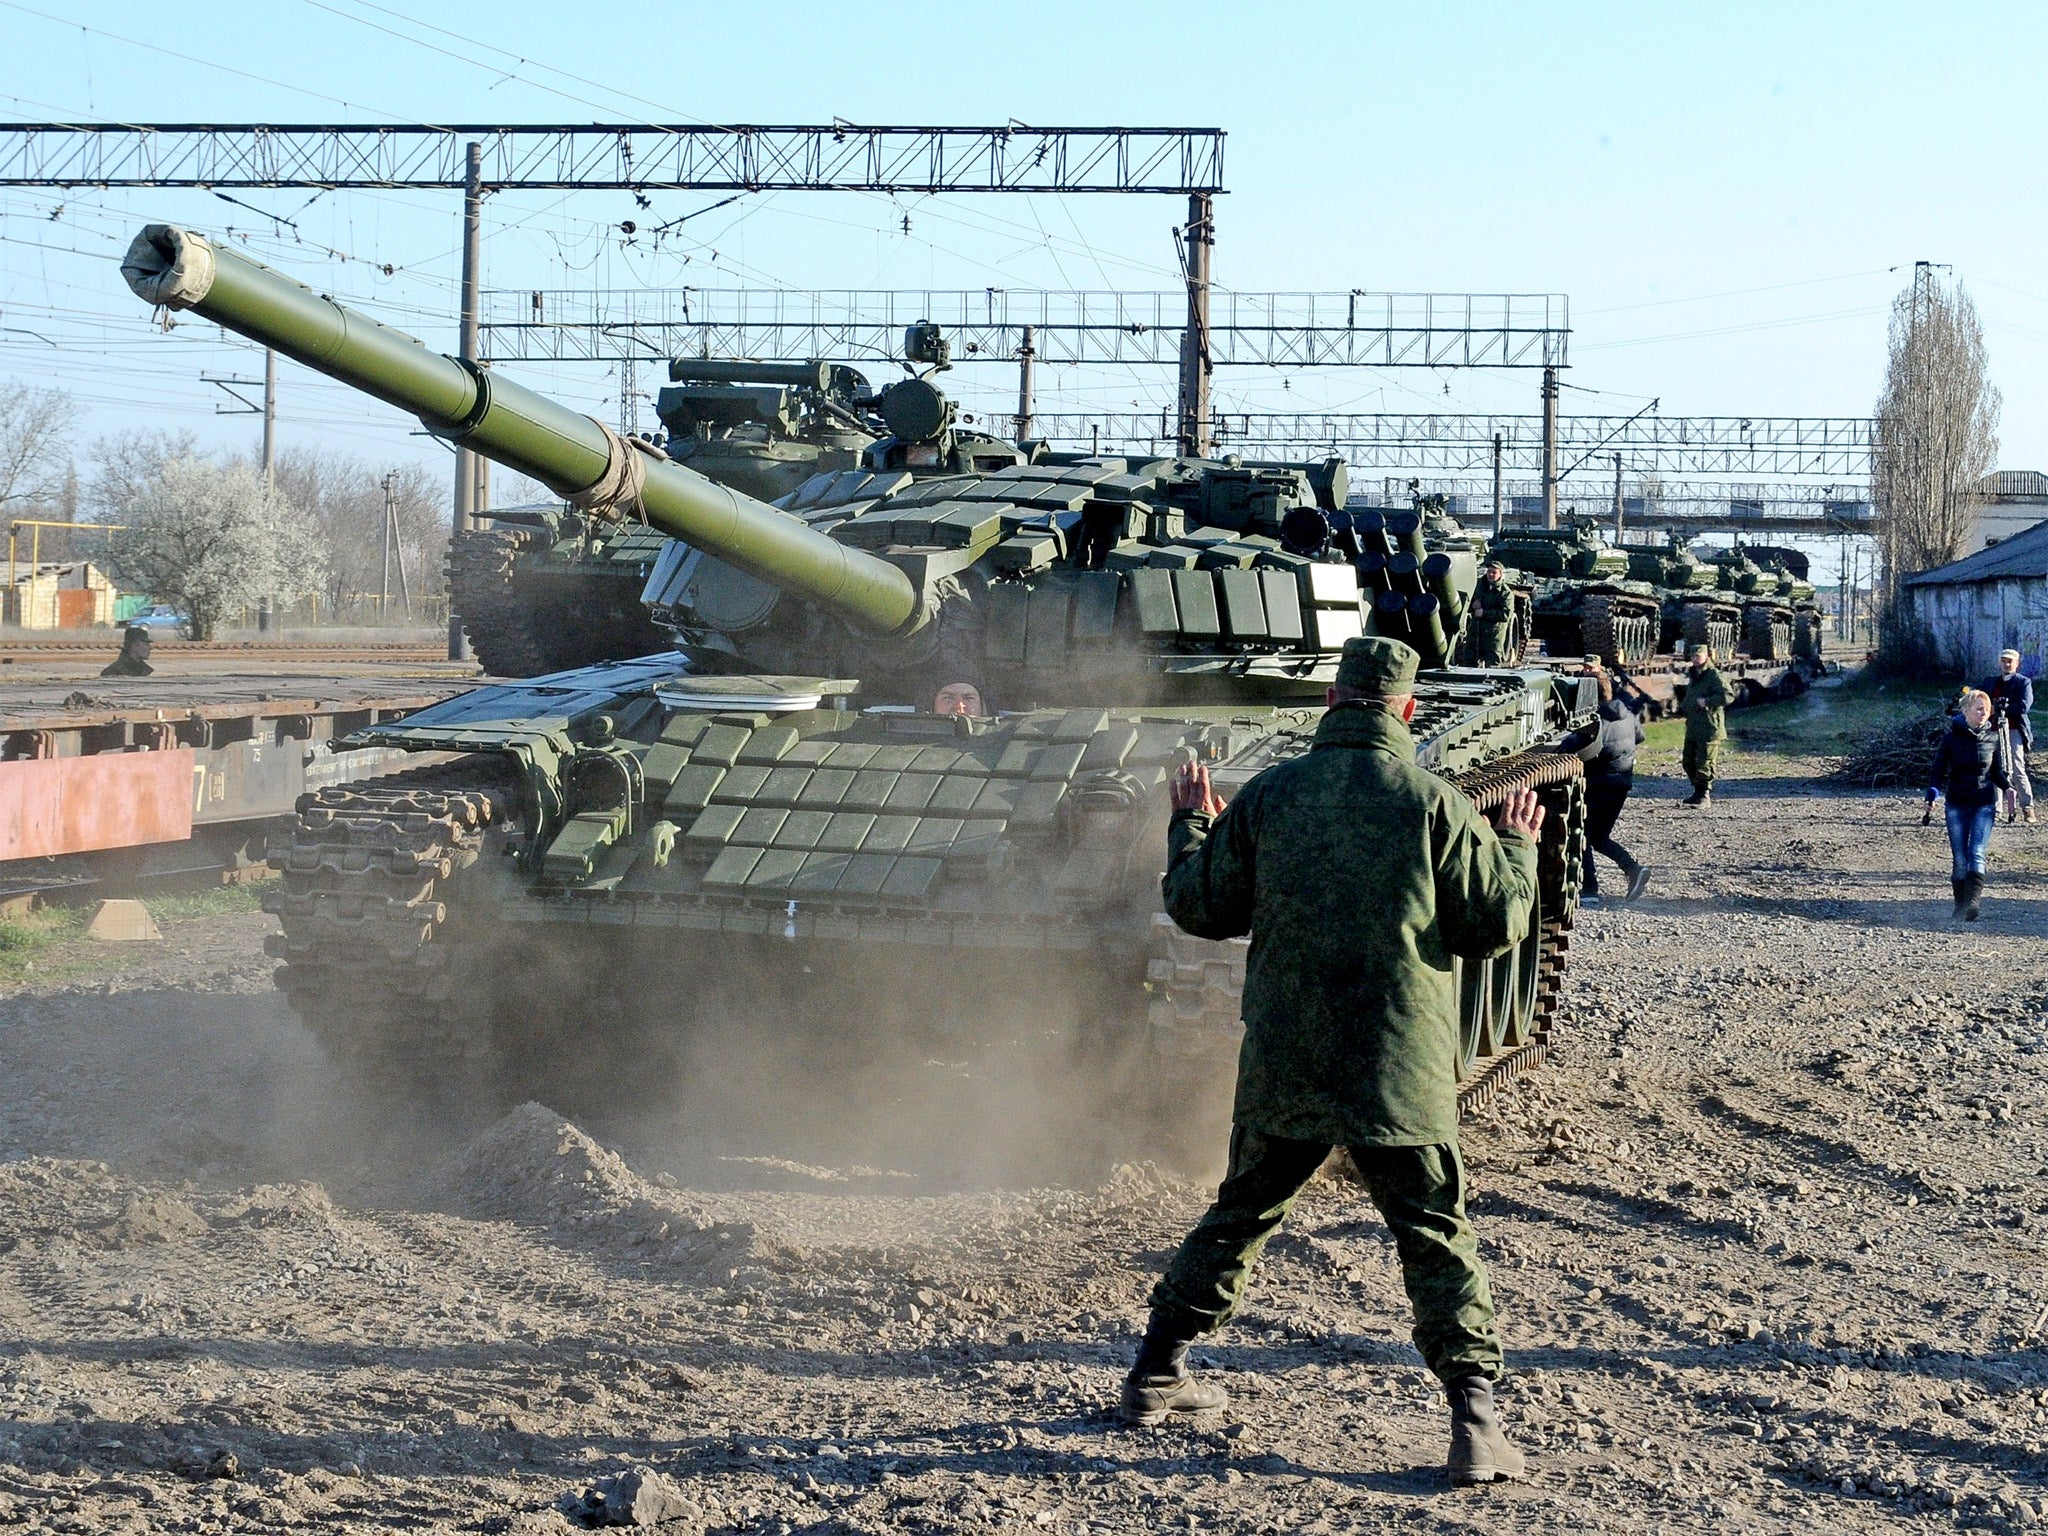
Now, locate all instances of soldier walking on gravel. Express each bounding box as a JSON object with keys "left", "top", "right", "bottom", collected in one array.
[
  {"left": 1680, "top": 645, "right": 1729, "bottom": 807},
  {"left": 1120, "top": 635, "right": 1544, "bottom": 1486},
  {"left": 1980, "top": 650, "right": 2035, "bottom": 825}
]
